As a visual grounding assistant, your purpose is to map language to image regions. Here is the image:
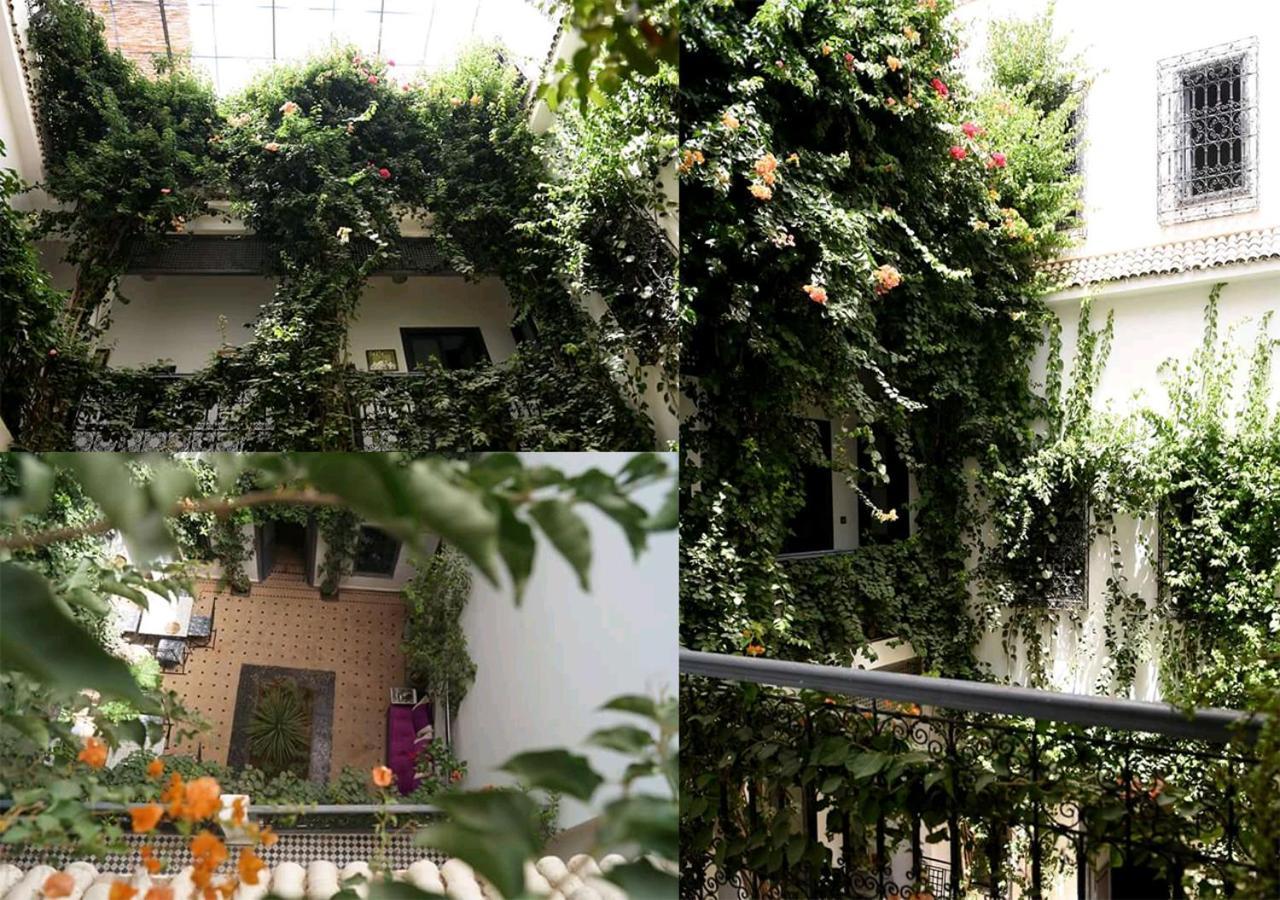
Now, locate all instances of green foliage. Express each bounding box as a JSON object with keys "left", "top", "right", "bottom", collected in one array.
[
  {"left": 979, "top": 288, "right": 1279, "bottom": 708},
  {"left": 679, "top": 0, "right": 1082, "bottom": 680},
  {"left": 245, "top": 680, "right": 312, "bottom": 777},
  {"left": 25, "top": 0, "right": 220, "bottom": 329},
  {"left": 14, "top": 6, "right": 664, "bottom": 452},
  {"left": 402, "top": 545, "right": 476, "bottom": 710},
  {"left": 537, "top": 0, "right": 679, "bottom": 112},
  {"left": 0, "top": 143, "right": 83, "bottom": 443},
  {"left": 418, "top": 692, "right": 678, "bottom": 898},
  {"left": 537, "top": 54, "right": 679, "bottom": 413}
]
